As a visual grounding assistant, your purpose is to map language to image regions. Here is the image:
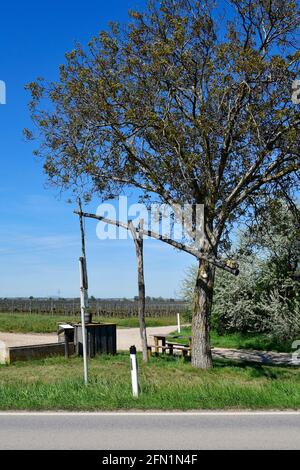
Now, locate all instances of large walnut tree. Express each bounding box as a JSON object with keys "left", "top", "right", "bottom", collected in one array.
[{"left": 26, "top": 0, "right": 300, "bottom": 368}]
